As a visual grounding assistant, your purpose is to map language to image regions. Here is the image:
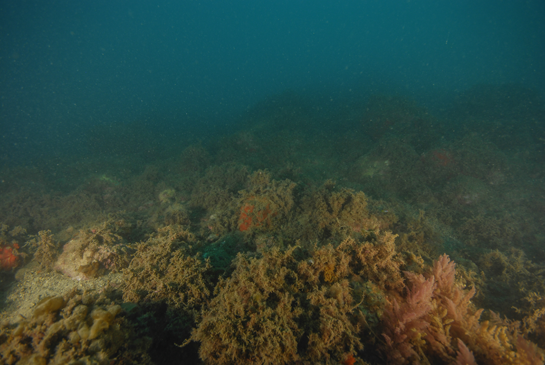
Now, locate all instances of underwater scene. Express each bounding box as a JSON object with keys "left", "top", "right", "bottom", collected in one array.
[{"left": 1, "top": 1, "right": 545, "bottom": 364}]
